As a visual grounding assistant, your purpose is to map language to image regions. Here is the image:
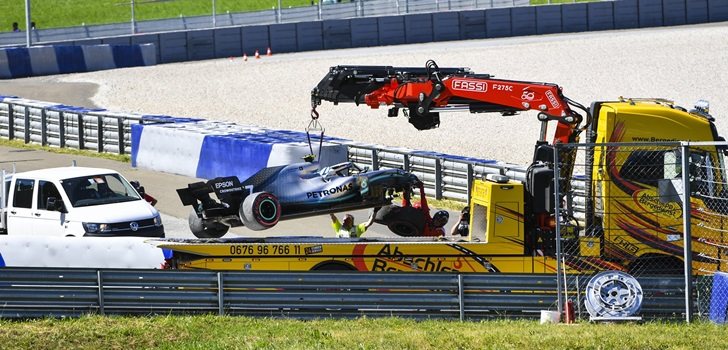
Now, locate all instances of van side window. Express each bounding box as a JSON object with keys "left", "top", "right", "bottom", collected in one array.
[
  {"left": 38, "top": 181, "right": 61, "bottom": 211},
  {"left": 13, "top": 179, "right": 35, "bottom": 209}
]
